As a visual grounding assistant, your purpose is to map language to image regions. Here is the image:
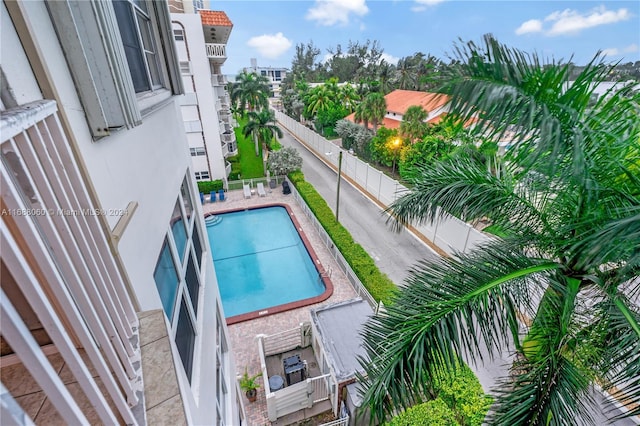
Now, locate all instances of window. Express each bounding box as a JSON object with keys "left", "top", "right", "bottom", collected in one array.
[
  {"left": 171, "top": 199, "right": 187, "bottom": 261},
  {"left": 175, "top": 298, "right": 196, "bottom": 381},
  {"left": 114, "top": 0, "right": 163, "bottom": 93},
  {"left": 185, "top": 253, "right": 200, "bottom": 315},
  {"left": 153, "top": 239, "right": 179, "bottom": 320},
  {"left": 260, "top": 70, "right": 267, "bottom": 76},
  {"left": 275, "top": 70, "right": 281, "bottom": 80},
  {"left": 180, "top": 177, "right": 193, "bottom": 220},
  {"left": 193, "top": 0, "right": 204, "bottom": 10},
  {"left": 194, "top": 171, "right": 210, "bottom": 181},
  {"left": 173, "top": 29, "right": 184, "bottom": 41},
  {"left": 190, "top": 147, "right": 206, "bottom": 156},
  {"left": 192, "top": 223, "right": 203, "bottom": 266}
]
